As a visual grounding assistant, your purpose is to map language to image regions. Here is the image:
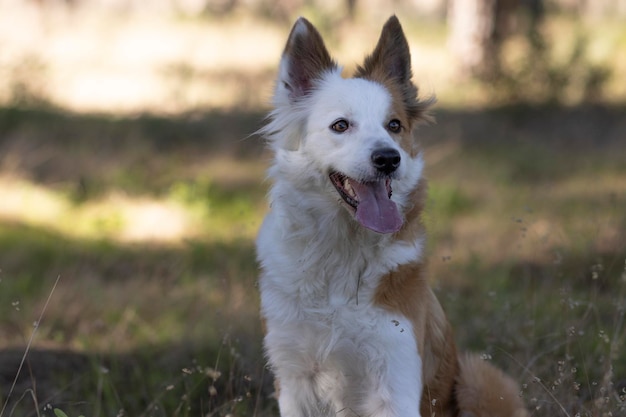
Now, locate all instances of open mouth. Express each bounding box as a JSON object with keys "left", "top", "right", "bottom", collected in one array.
[
  {"left": 329, "top": 172, "right": 392, "bottom": 209},
  {"left": 329, "top": 171, "right": 402, "bottom": 234}
]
